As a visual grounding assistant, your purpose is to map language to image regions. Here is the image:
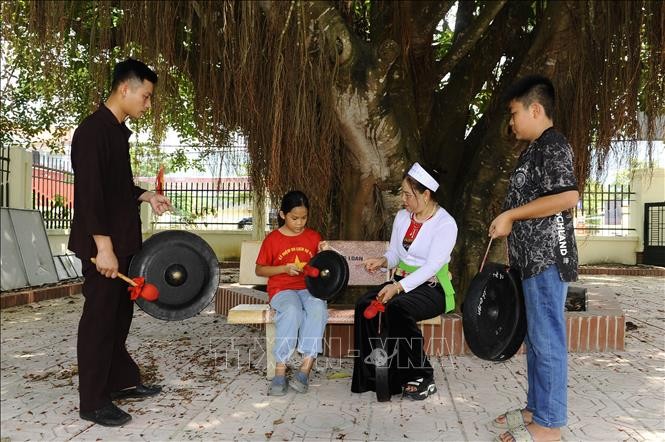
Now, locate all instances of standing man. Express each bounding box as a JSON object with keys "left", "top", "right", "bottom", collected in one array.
[
  {"left": 68, "top": 58, "right": 172, "bottom": 426},
  {"left": 489, "top": 75, "right": 579, "bottom": 442}
]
